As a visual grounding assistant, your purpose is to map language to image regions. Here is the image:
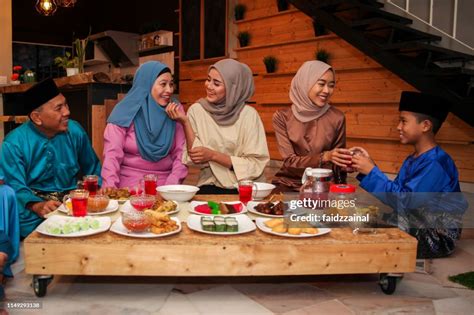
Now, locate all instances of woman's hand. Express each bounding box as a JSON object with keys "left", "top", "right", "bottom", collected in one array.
[
  {"left": 188, "top": 147, "right": 215, "bottom": 164},
  {"left": 324, "top": 148, "right": 353, "bottom": 168},
  {"left": 166, "top": 102, "right": 188, "bottom": 124}
]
